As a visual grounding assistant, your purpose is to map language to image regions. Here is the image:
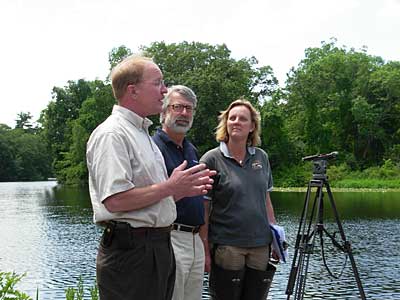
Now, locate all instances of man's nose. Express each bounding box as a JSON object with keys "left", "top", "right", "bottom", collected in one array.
[{"left": 161, "top": 84, "right": 168, "bottom": 94}]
